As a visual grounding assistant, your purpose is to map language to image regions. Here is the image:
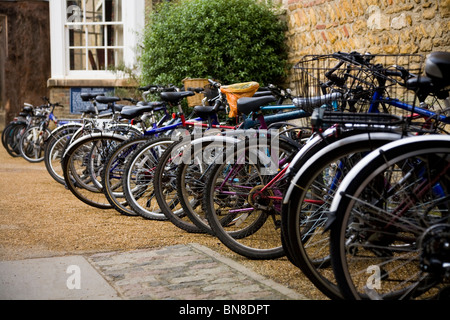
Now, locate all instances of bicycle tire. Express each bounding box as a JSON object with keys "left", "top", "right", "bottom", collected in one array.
[
  {"left": 3, "top": 122, "right": 26, "bottom": 157},
  {"left": 202, "top": 137, "right": 299, "bottom": 259},
  {"left": 153, "top": 137, "right": 204, "bottom": 233},
  {"left": 102, "top": 135, "right": 153, "bottom": 216},
  {"left": 19, "top": 126, "right": 51, "bottom": 162},
  {"left": 62, "top": 132, "right": 128, "bottom": 209},
  {"left": 122, "top": 136, "right": 175, "bottom": 220},
  {"left": 282, "top": 130, "right": 405, "bottom": 300},
  {"left": 44, "top": 124, "right": 83, "bottom": 184},
  {"left": 329, "top": 135, "right": 450, "bottom": 300},
  {"left": 175, "top": 136, "right": 243, "bottom": 234}
]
